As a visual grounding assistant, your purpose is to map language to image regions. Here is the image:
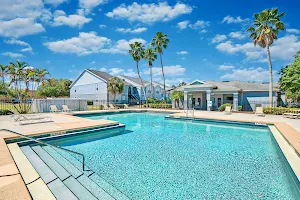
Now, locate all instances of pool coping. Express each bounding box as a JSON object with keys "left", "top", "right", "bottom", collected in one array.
[{"left": 1, "top": 109, "right": 300, "bottom": 199}]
